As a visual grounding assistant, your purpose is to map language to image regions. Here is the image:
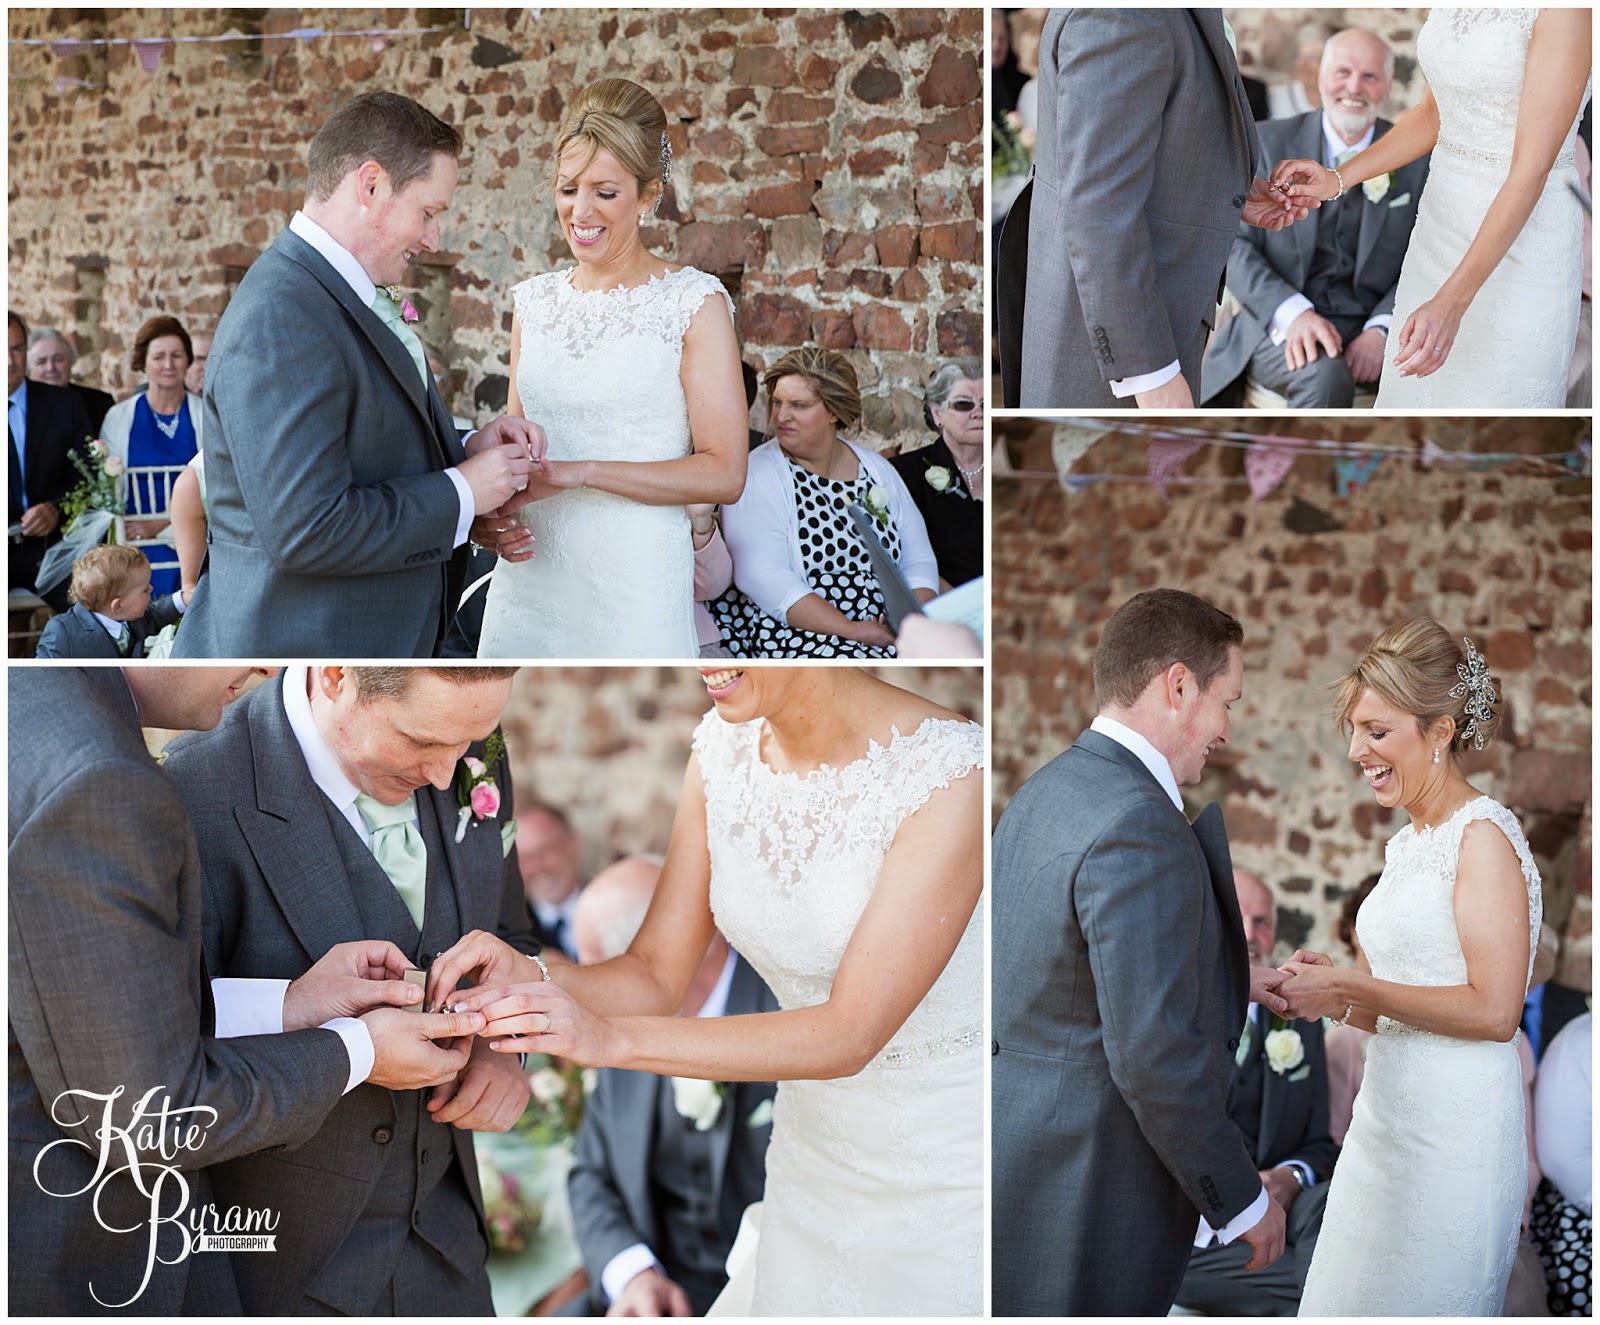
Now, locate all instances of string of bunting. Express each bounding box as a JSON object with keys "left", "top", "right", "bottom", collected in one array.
[{"left": 1019, "top": 418, "right": 1589, "bottom": 502}]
